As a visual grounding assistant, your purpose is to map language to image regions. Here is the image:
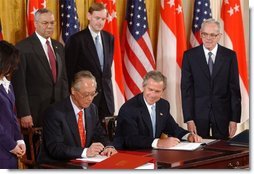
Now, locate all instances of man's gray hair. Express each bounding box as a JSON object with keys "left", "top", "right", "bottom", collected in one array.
[
  {"left": 201, "top": 18, "right": 221, "bottom": 33},
  {"left": 34, "top": 8, "right": 53, "bottom": 22},
  {"left": 71, "top": 70, "right": 97, "bottom": 90}
]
